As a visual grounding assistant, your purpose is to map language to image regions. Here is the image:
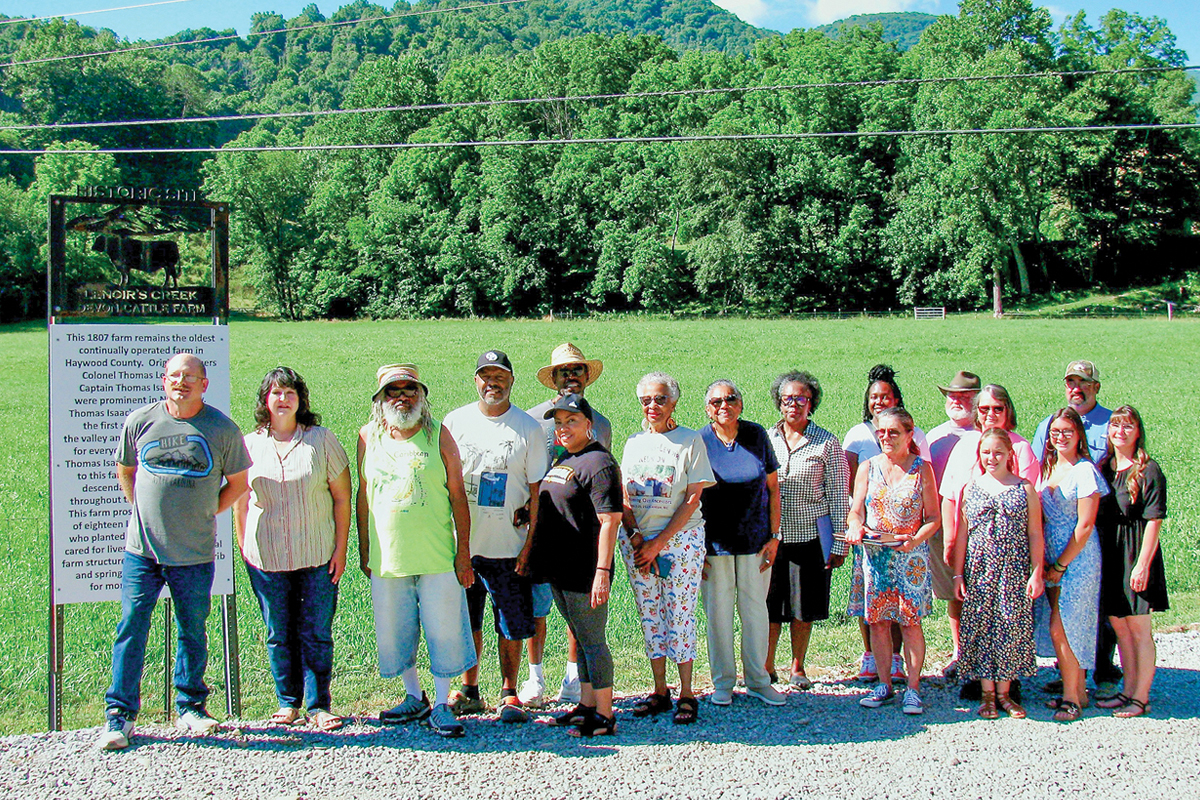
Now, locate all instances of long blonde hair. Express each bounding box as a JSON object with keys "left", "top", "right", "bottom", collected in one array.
[{"left": 1105, "top": 405, "right": 1150, "bottom": 503}]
